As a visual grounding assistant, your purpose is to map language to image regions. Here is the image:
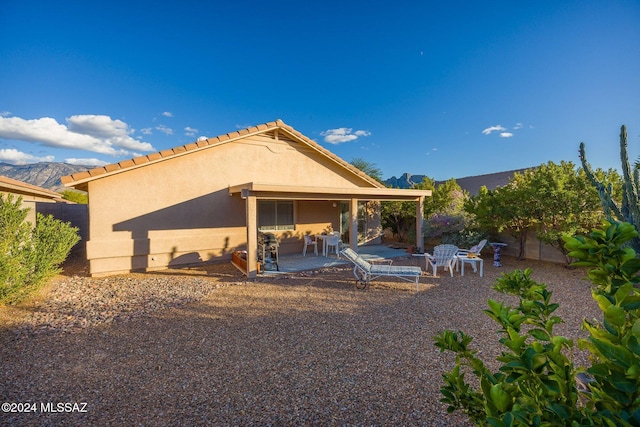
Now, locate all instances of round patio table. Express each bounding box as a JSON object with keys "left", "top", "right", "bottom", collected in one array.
[{"left": 489, "top": 242, "right": 507, "bottom": 267}]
